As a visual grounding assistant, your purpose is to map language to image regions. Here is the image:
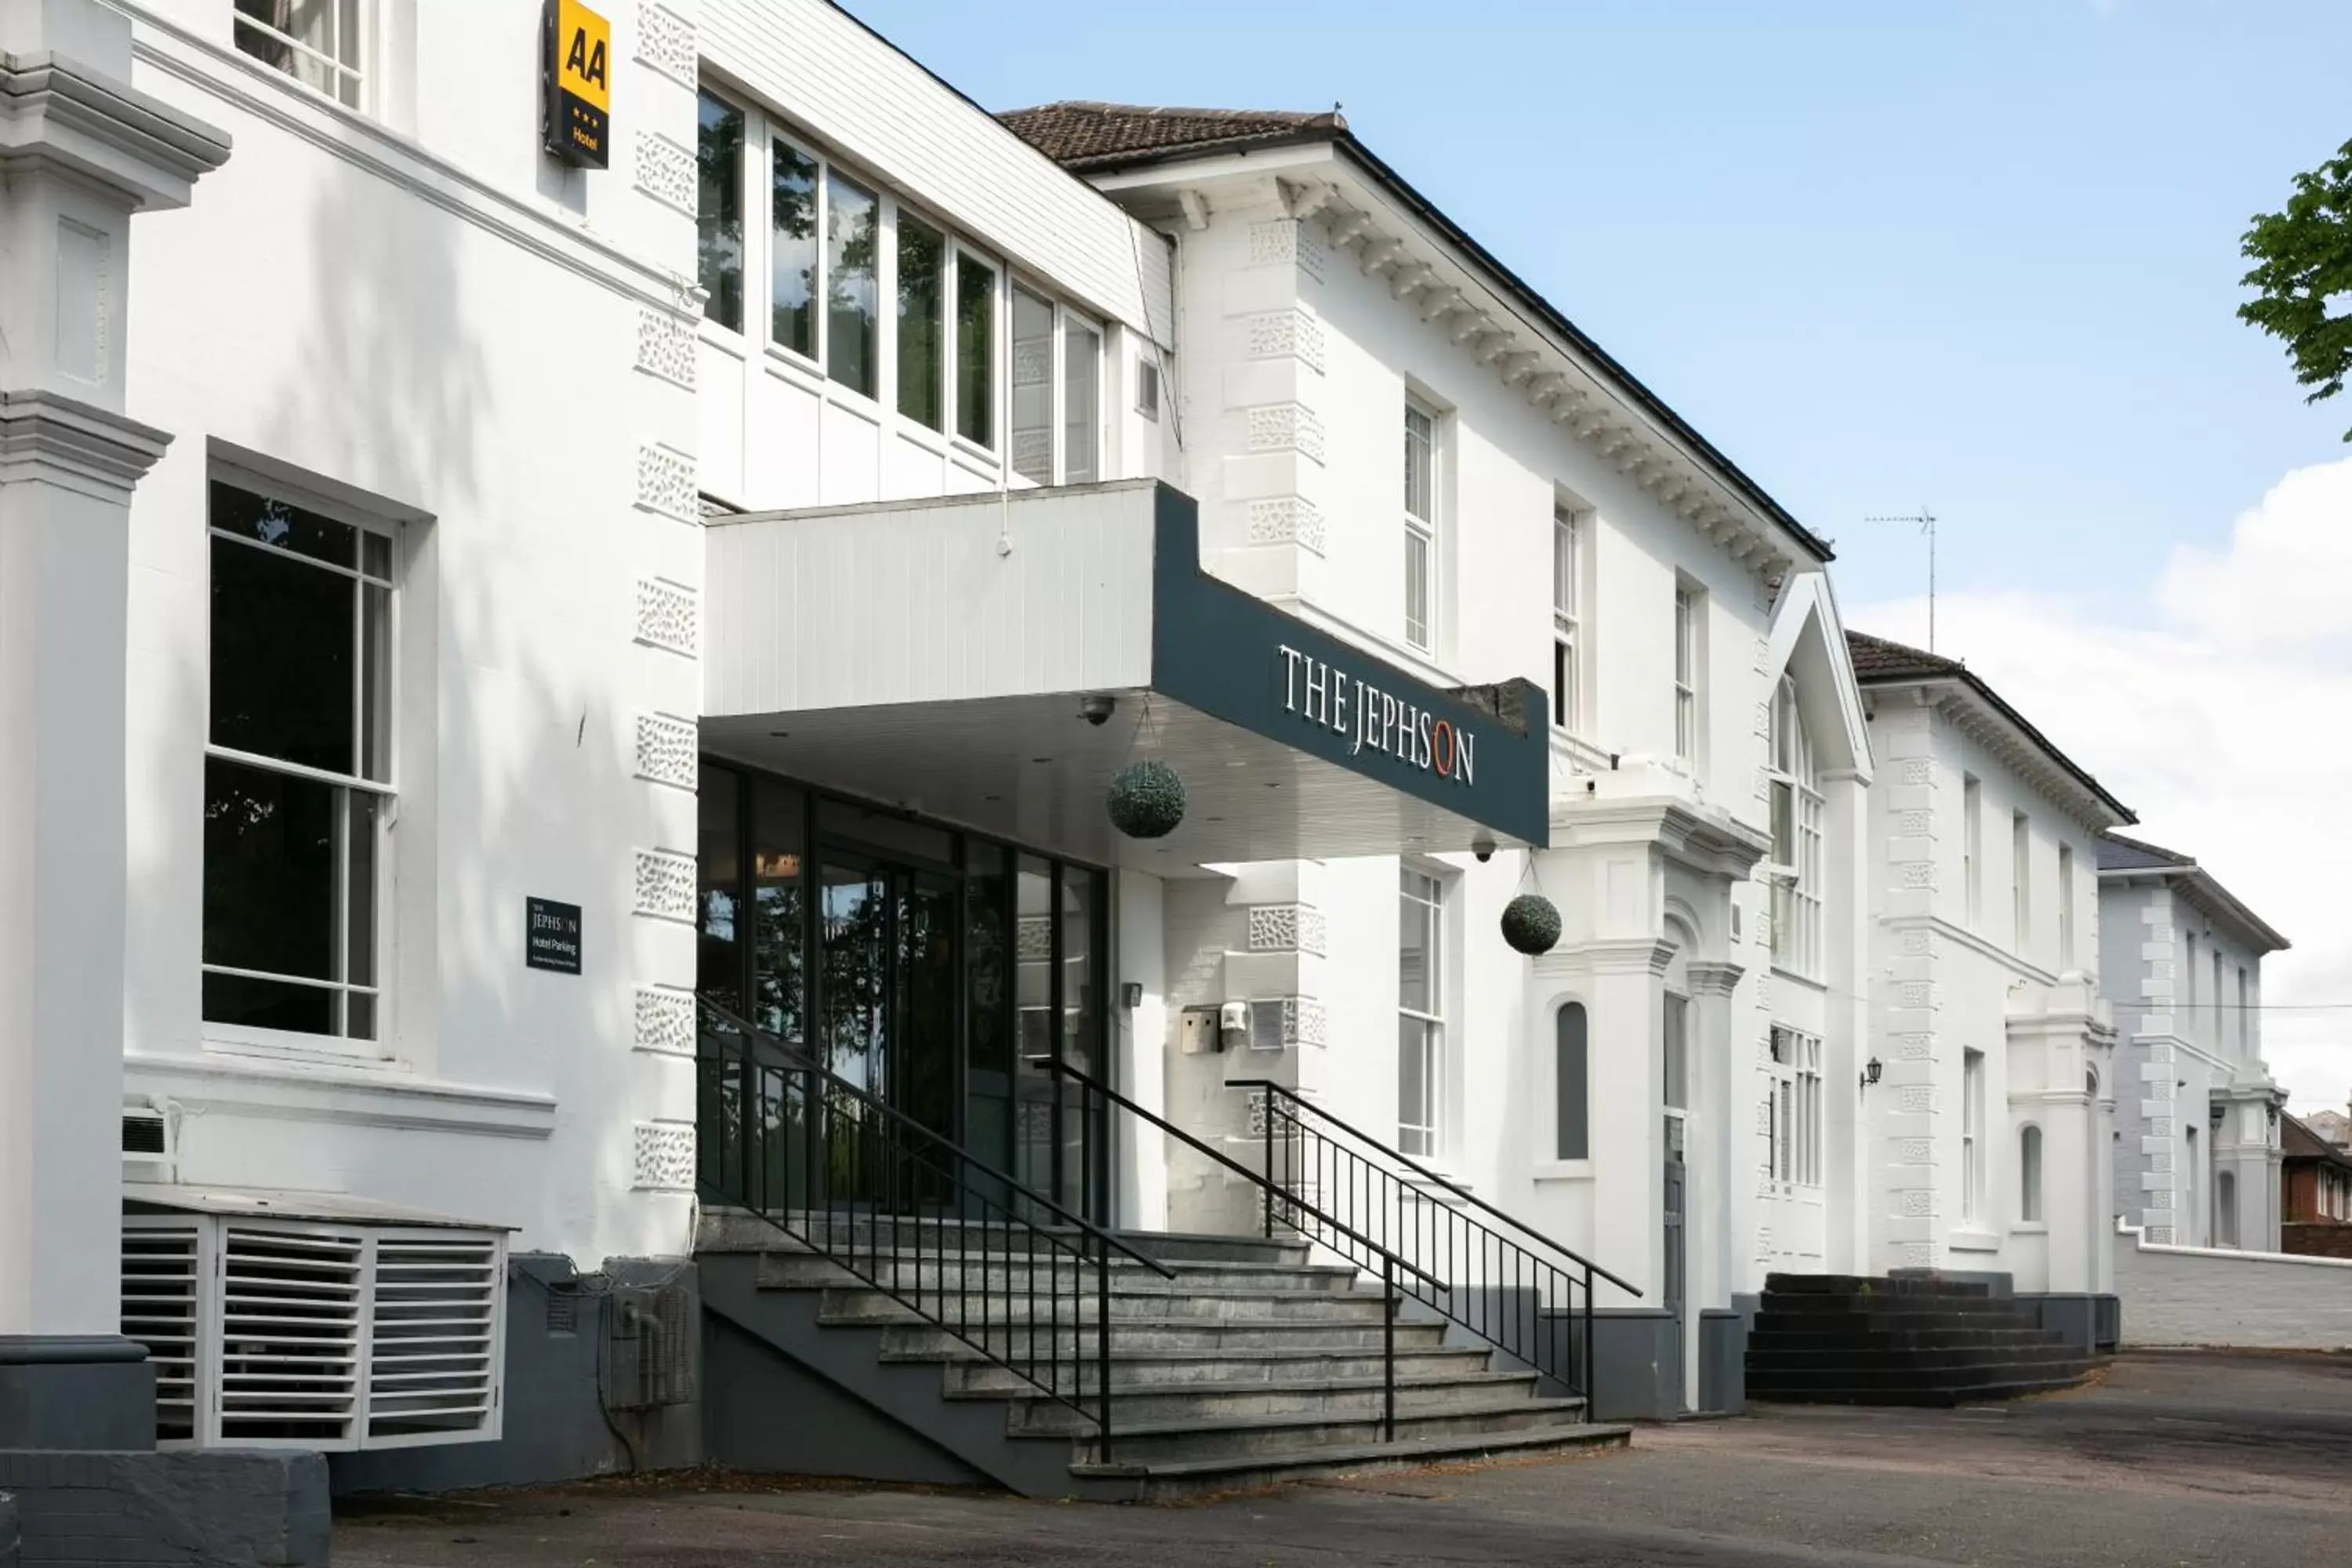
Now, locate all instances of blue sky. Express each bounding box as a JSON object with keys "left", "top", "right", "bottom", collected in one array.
[{"left": 842, "top": 0, "right": 2350, "bottom": 613}]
